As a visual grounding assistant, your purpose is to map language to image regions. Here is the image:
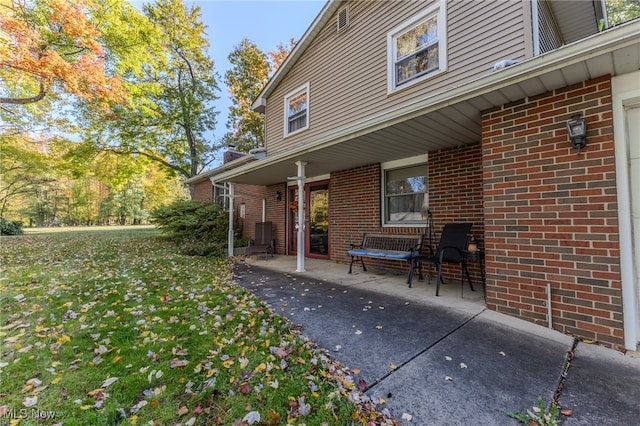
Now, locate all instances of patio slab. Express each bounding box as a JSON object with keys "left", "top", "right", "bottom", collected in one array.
[{"left": 234, "top": 255, "right": 640, "bottom": 425}]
